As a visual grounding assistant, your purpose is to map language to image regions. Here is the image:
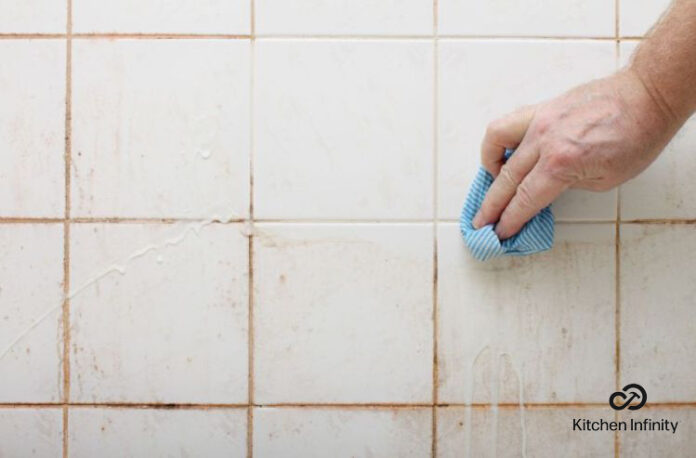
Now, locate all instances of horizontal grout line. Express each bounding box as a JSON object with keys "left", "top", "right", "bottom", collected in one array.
[
  {"left": 256, "top": 34, "right": 433, "bottom": 40},
  {"left": 1, "top": 217, "right": 695, "bottom": 225},
  {"left": 0, "top": 33, "right": 642, "bottom": 42},
  {"left": 438, "top": 35, "right": 619, "bottom": 41},
  {"left": 0, "top": 33, "right": 65, "bottom": 39},
  {"left": 70, "top": 217, "right": 246, "bottom": 224},
  {"left": 2, "top": 402, "right": 696, "bottom": 409},
  {"left": 0, "top": 217, "right": 64, "bottom": 224},
  {"left": 620, "top": 218, "right": 696, "bottom": 224},
  {"left": 73, "top": 33, "right": 252, "bottom": 40}
]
